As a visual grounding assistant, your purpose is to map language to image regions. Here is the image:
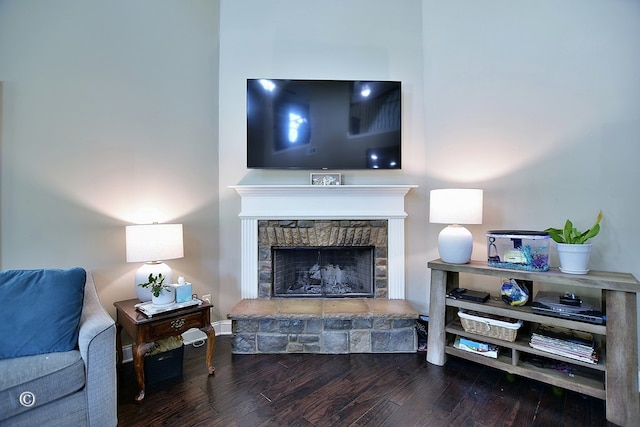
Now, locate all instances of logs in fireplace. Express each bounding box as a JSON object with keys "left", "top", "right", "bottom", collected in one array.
[{"left": 272, "top": 246, "right": 374, "bottom": 297}]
